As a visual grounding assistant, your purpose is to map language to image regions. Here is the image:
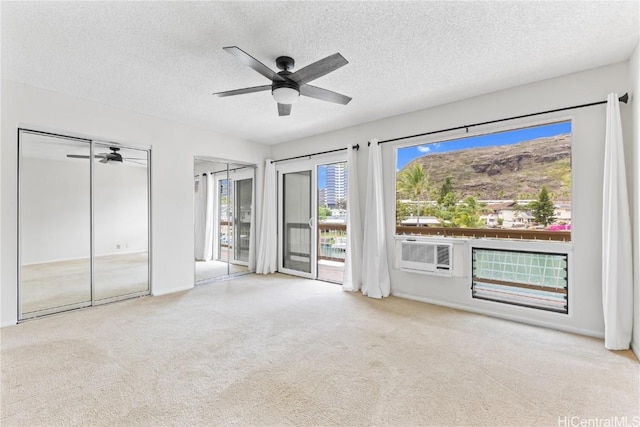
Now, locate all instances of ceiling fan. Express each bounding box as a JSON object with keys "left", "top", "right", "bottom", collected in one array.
[
  {"left": 66, "top": 147, "right": 146, "bottom": 165},
  {"left": 213, "top": 46, "right": 352, "bottom": 116}
]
